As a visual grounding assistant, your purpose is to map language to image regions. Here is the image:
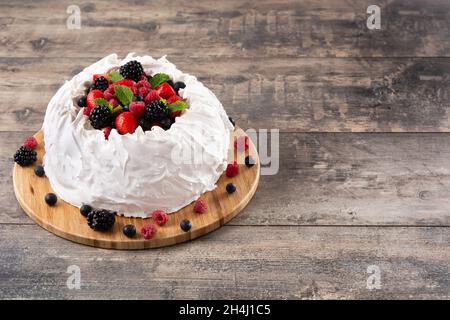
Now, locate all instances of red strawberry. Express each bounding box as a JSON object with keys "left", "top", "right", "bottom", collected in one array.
[
  {"left": 129, "top": 101, "right": 145, "bottom": 119},
  {"left": 93, "top": 73, "right": 109, "bottom": 81},
  {"left": 234, "top": 136, "right": 249, "bottom": 152},
  {"left": 115, "top": 112, "right": 138, "bottom": 135},
  {"left": 144, "top": 90, "right": 160, "bottom": 104},
  {"left": 102, "top": 127, "right": 112, "bottom": 140},
  {"left": 167, "top": 95, "right": 182, "bottom": 104},
  {"left": 23, "top": 136, "right": 38, "bottom": 149},
  {"left": 86, "top": 89, "right": 103, "bottom": 109},
  {"left": 114, "top": 79, "right": 135, "bottom": 88},
  {"left": 193, "top": 199, "right": 207, "bottom": 214},
  {"left": 226, "top": 161, "right": 240, "bottom": 177},
  {"left": 156, "top": 82, "right": 176, "bottom": 99}
]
